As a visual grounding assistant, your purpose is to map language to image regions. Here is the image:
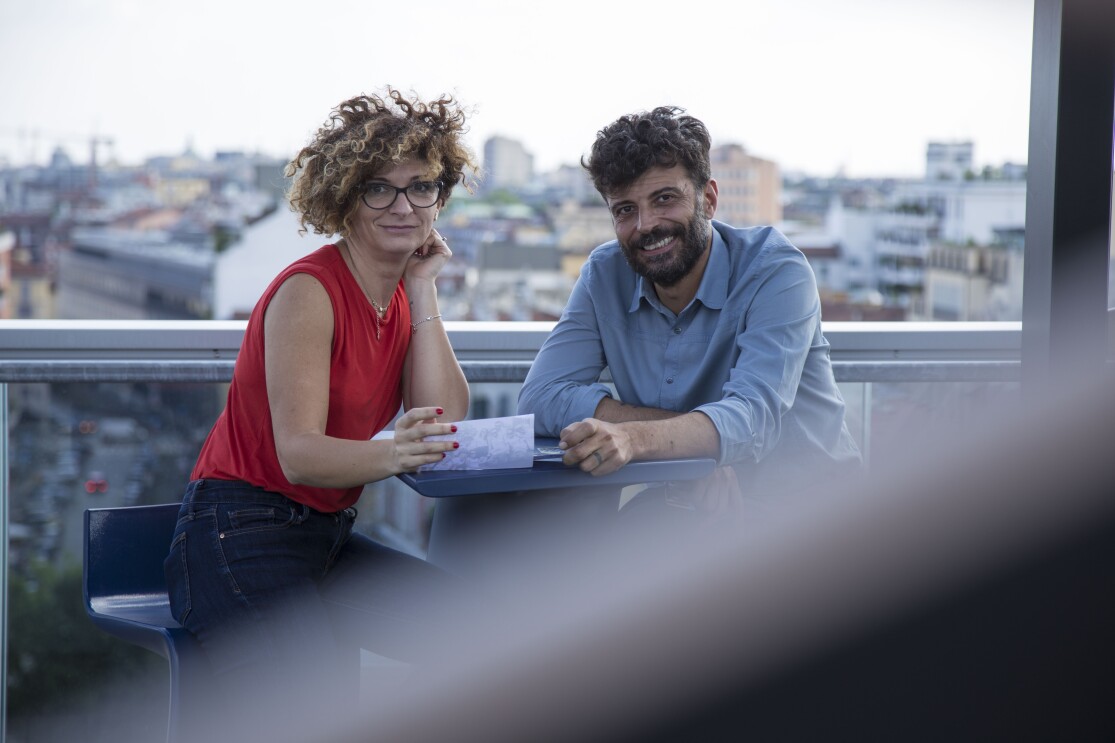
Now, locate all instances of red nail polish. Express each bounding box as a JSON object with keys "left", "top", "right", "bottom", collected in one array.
[
  {"left": 436, "top": 408, "right": 444, "bottom": 415},
  {"left": 453, "top": 442, "right": 460, "bottom": 449},
  {"left": 451, "top": 425, "right": 458, "bottom": 433}
]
